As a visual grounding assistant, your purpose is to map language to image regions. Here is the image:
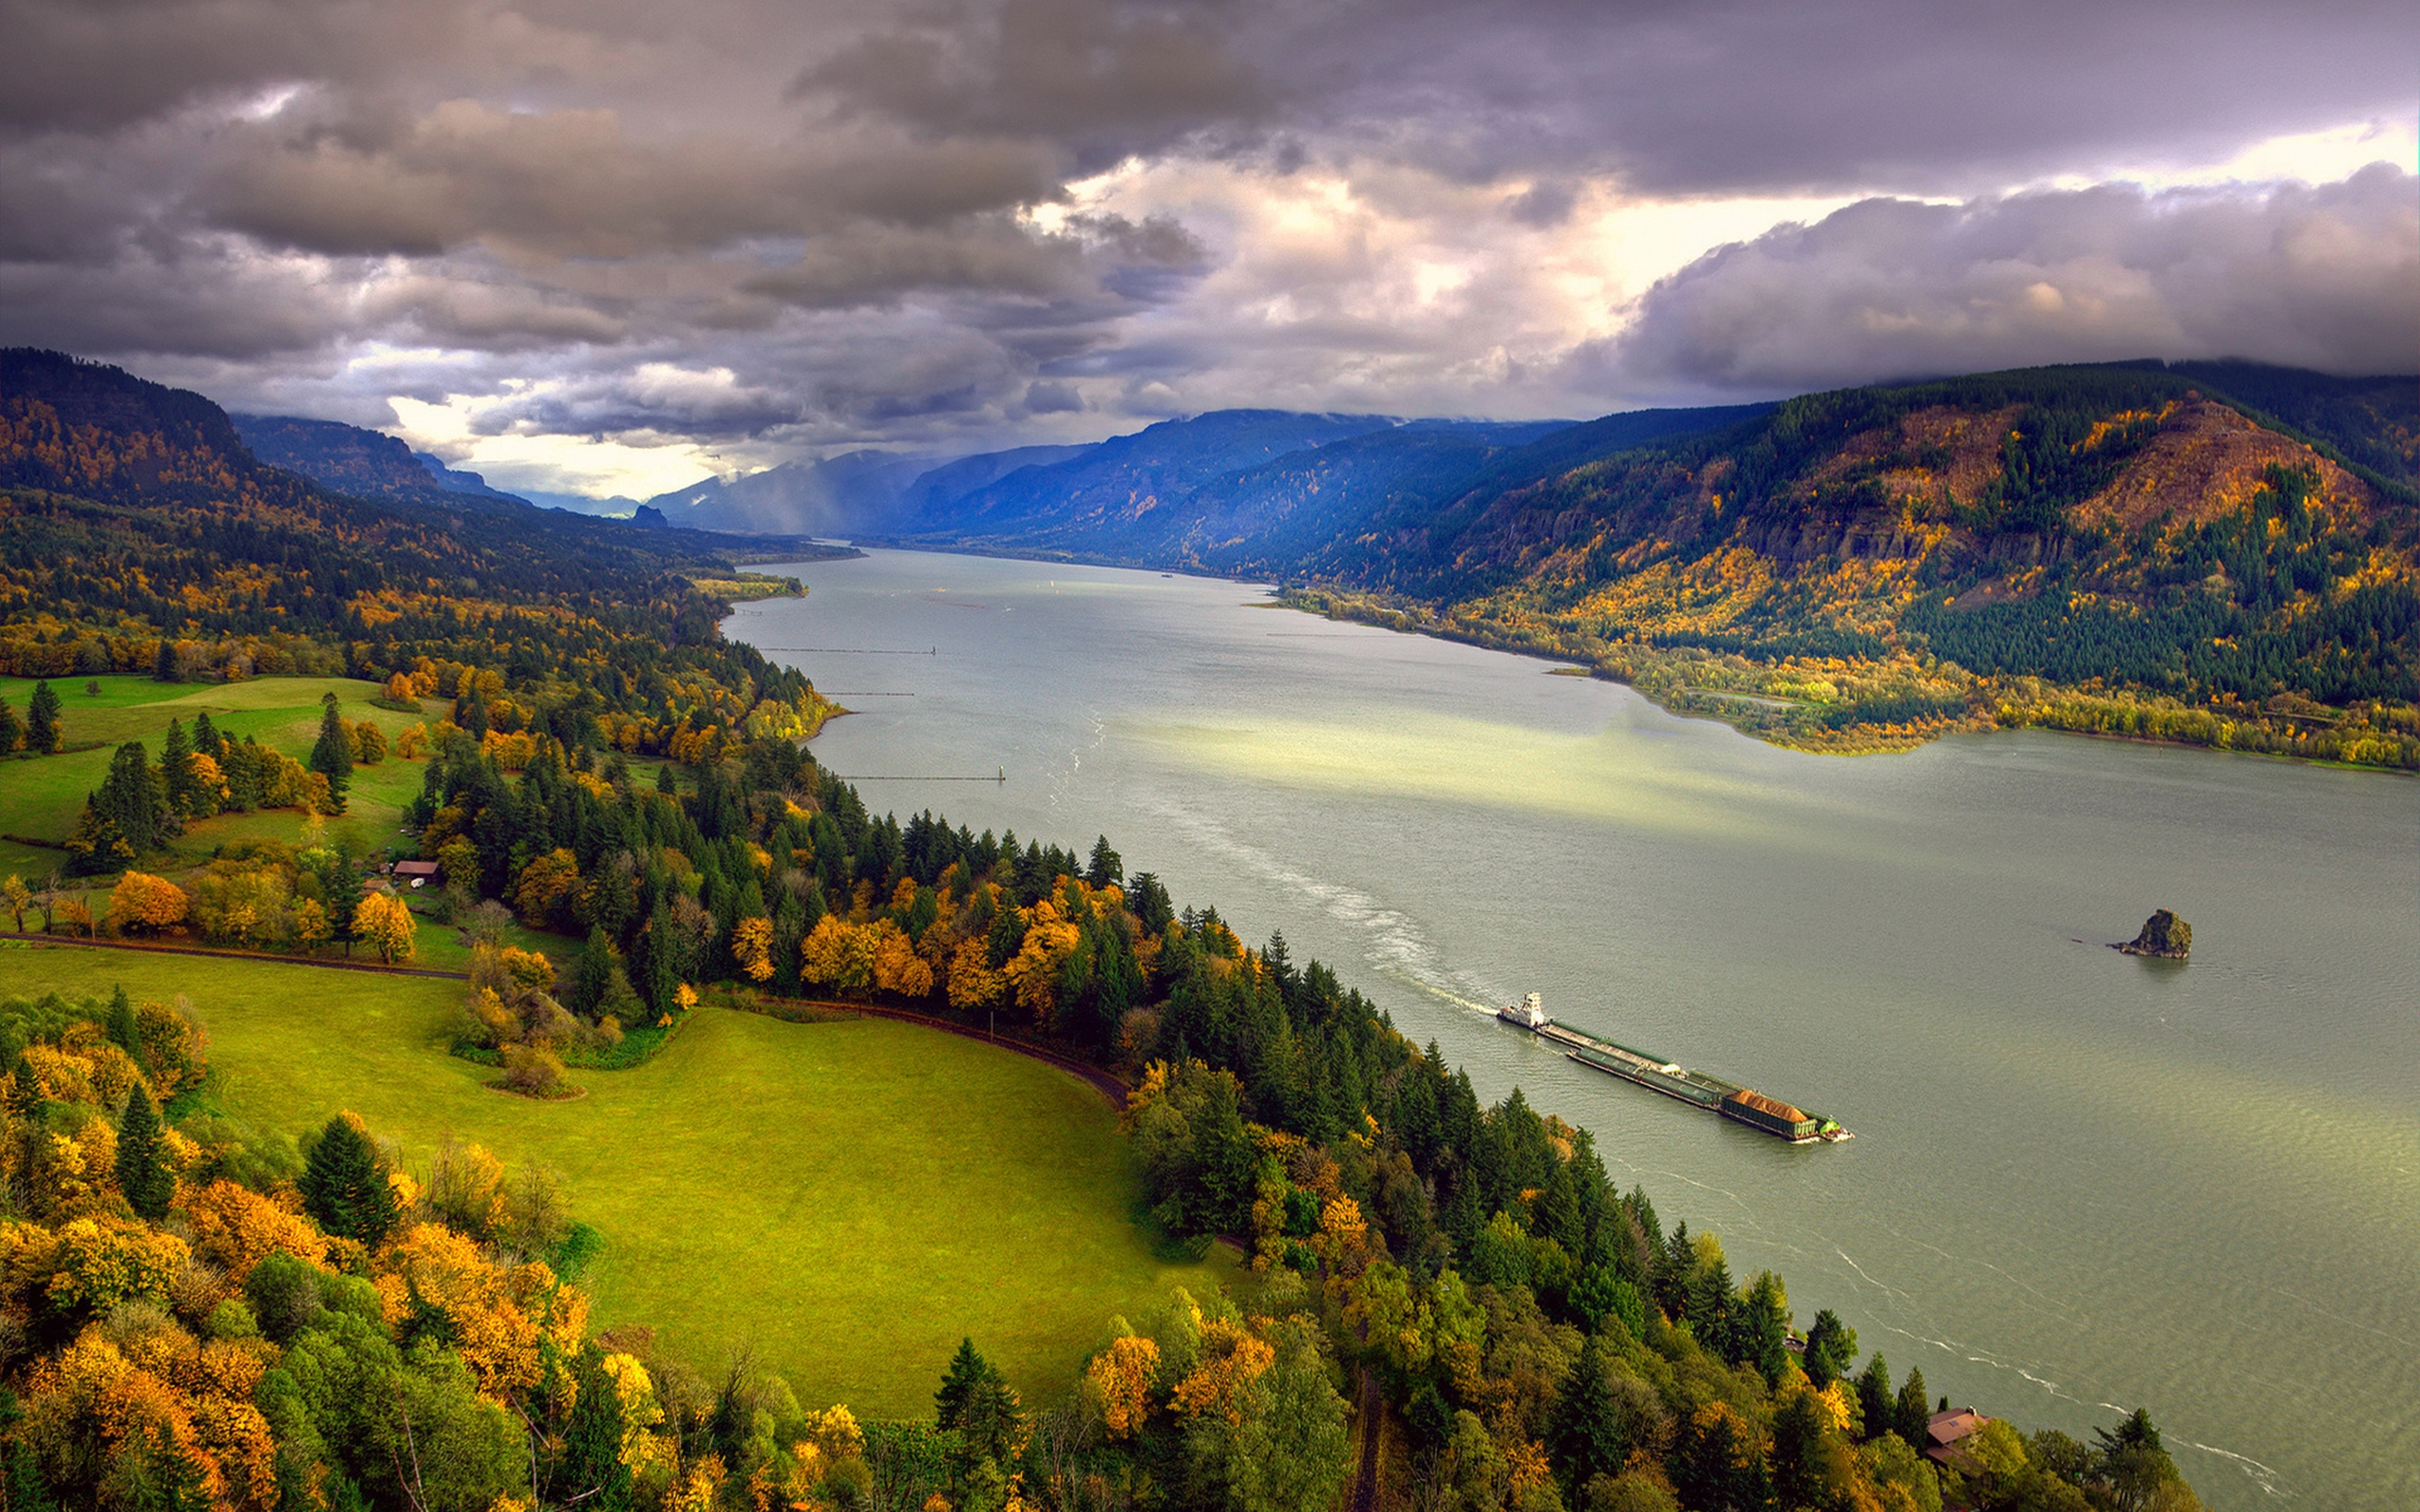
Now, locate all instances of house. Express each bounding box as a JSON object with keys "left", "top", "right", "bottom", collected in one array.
[
  {"left": 394, "top": 860, "right": 441, "bottom": 889},
  {"left": 1925, "top": 1406, "right": 1988, "bottom": 1468}
]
